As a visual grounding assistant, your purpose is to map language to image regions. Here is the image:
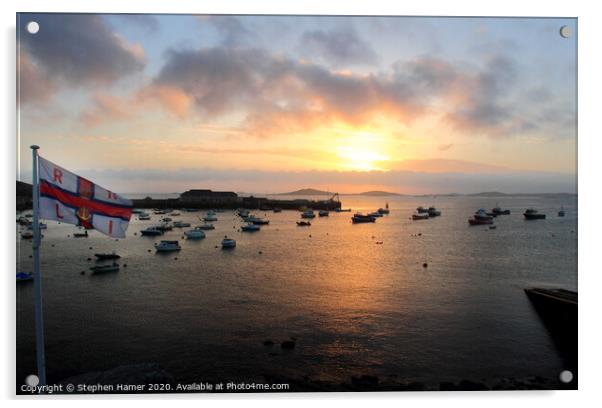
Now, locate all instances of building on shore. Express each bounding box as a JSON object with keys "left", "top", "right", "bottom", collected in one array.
[{"left": 179, "top": 189, "right": 240, "bottom": 206}]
